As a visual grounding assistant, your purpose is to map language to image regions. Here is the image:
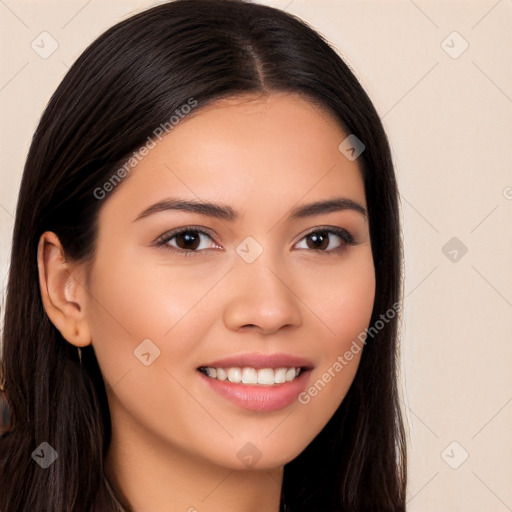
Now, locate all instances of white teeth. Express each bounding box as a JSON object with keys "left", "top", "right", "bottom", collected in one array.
[
  {"left": 205, "top": 367, "right": 217, "bottom": 378},
  {"left": 202, "top": 366, "right": 302, "bottom": 385},
  {"left": 257, "top": 368, "right": 275, "bottom": 385},
  {"left": 285, "top": 368, "right": 297, "bottom": 382},
  {"left": 227, "top": 367, "right": 242, "bottom": 383},
  {"left": 274, "top": 368, "right": 287, "bottom": 384},
  {"left": 242, "top": 367, "right": 258, "bottom": 384}
]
